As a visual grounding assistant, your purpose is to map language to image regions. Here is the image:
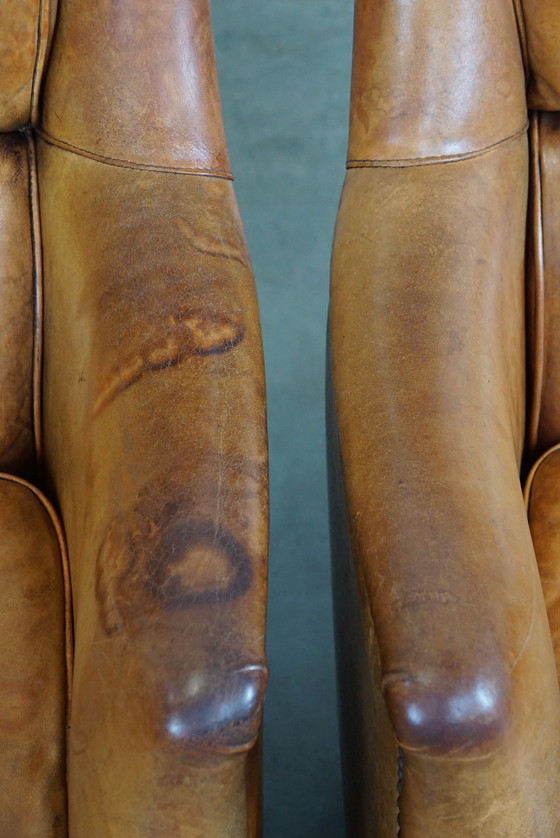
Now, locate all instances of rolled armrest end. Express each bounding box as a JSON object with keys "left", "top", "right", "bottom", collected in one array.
[{"left": 383, "top": 668, "right": 510, "bottom": 757}]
